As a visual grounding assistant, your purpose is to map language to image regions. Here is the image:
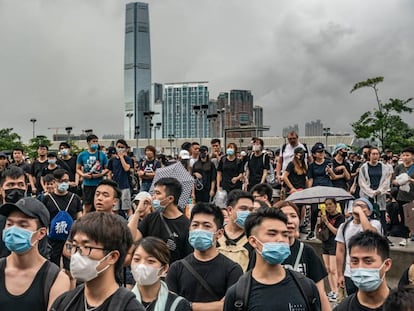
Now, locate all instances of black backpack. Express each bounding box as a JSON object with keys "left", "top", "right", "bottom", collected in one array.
[
  {"left": 50, "top": 284, "right": 137, "bottom": 311},
  {"left": 233, "top": 269, "right": 320, "bottom": 311}
]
